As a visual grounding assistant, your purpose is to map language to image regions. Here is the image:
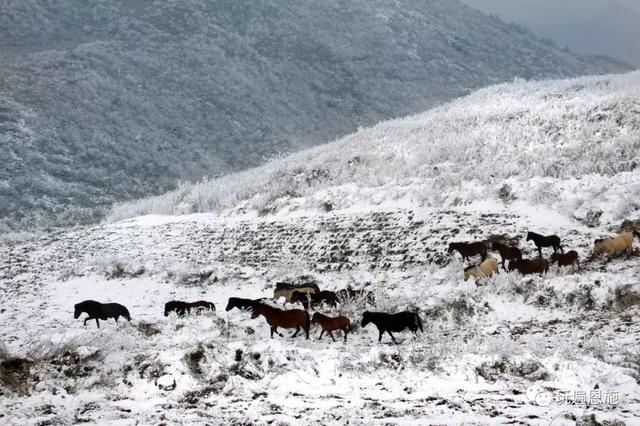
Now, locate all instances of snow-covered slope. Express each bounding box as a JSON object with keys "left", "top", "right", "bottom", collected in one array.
[
  {"left": 2, "top": 73, "right": 640, "bottom": 424},
  {"left": 0, "top": 0, "right": 631, "bottom": 230},
  {"left": 110, "top": 71, "right": 640, "bottom": 228}
]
